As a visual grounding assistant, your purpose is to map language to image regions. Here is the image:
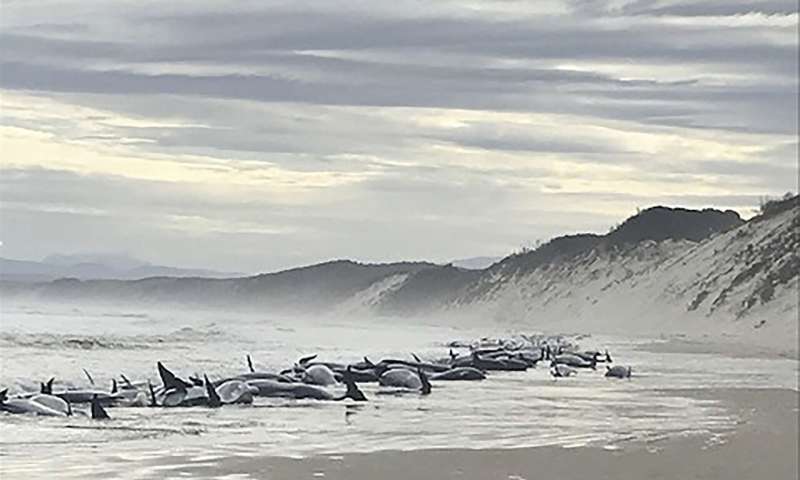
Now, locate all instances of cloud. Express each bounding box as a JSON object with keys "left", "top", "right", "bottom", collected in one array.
[{"left": 0, "top": 0, "right": 796, "bottom": 270}]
